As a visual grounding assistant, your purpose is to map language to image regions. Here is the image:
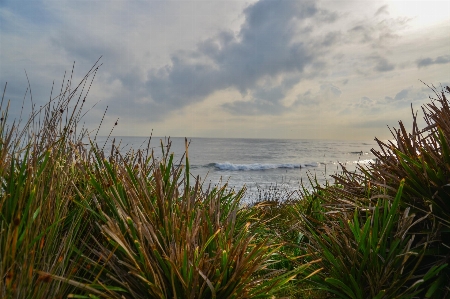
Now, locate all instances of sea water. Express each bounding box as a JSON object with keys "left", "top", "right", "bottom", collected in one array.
[{"left": 94, "top": 137, "right": 378, "bottom": 202}]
